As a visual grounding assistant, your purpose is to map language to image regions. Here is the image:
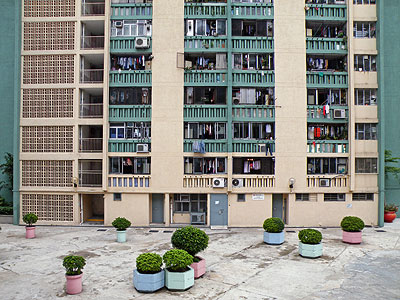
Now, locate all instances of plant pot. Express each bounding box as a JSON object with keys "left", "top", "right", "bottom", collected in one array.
[
  {"left": 165, "top": 267, "right": 194, "bottom": 291},
  {"left": 117, "top": 230, "right": 126, "bottom": 243},
  {"left": 299, "top": 242, "right": 322, "bottom": 258},
  {"left": 190, "top": 257, "right": 206, "bottom": 279},
  {"left": 263, "top": 231, "right": 284, "bottom": 245},
  {"left": 342, "top": 231, "right": 362, "bottom": 244},
  {"left": 133, "top": 269, "right": 164, "bottom": 293},
  {"left": 65, "top": 273, "right": 83, "bottom": 295},
  {"left": 384, "top": 211, "right": 397, "bottom": 223},
  {"left": 25, "top": 226, "right": 36, "bottom": 239}
]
